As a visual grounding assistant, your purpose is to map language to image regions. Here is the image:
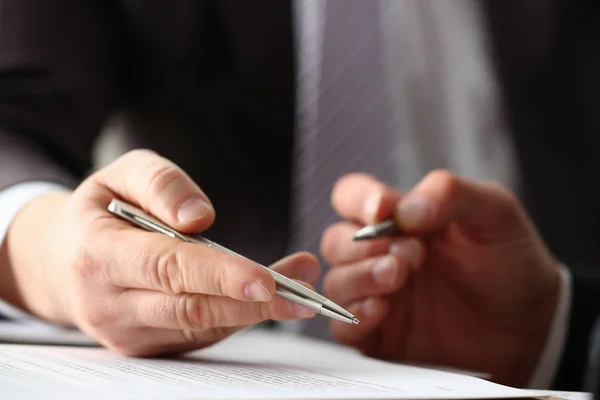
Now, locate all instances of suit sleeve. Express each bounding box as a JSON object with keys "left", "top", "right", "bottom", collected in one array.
[
  {"left": 552, "top": 266, "right": 600, "bottom": 390},
  {"left": 0, "top": 0, "right": 121, "bottom": 191}
]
